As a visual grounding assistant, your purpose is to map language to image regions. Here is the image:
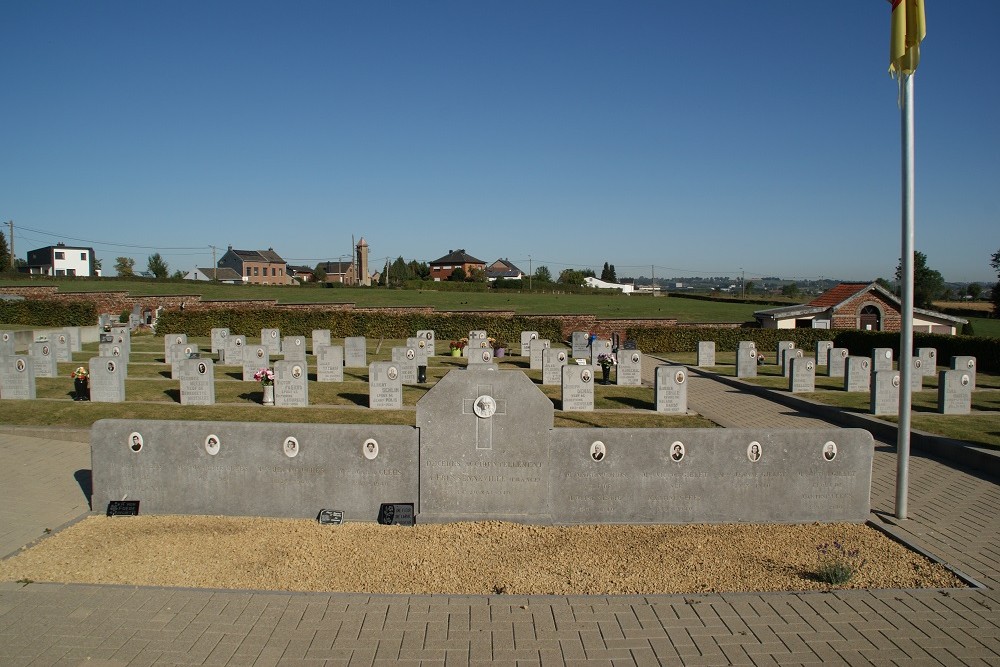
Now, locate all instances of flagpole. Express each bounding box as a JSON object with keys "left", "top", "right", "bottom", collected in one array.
[{"left": 895, "top": 70, "right": 915, "bottom": 520}]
